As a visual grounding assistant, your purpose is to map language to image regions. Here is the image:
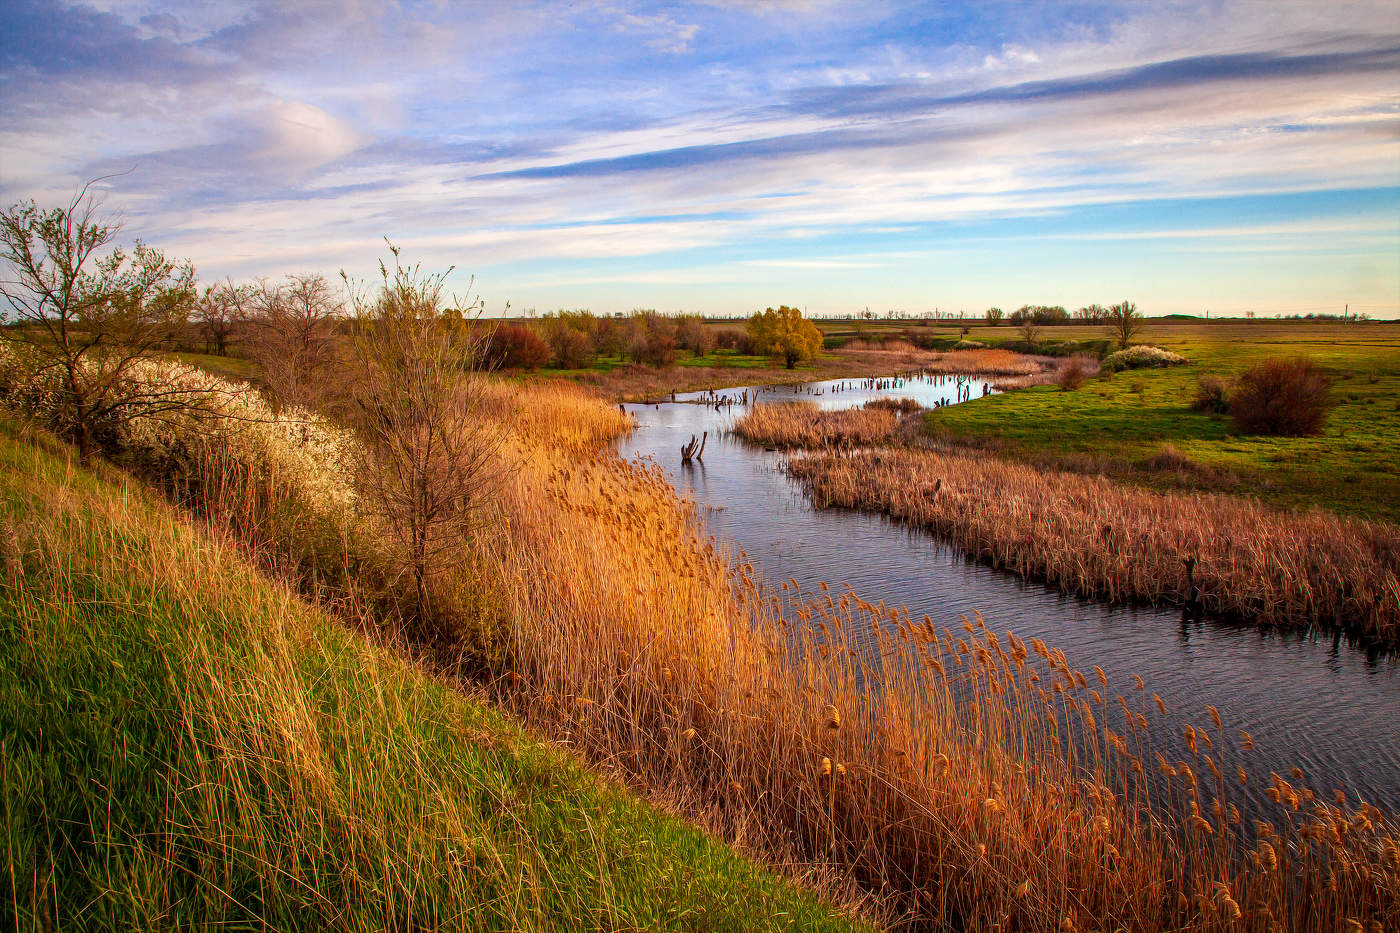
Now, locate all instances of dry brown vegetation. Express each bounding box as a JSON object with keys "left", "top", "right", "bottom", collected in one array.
[
  {"left": 734, "top": 402, "right": 900, "bottom": 448},
  {"left": 471, "top": 386, "right": 1397, "bottom": 931},
  {"left": 6, "top": 351, "right": 1396, "bottom": 931},
  {"left": 786, "top": 448, "right": 1399, "bottom": 644}
]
